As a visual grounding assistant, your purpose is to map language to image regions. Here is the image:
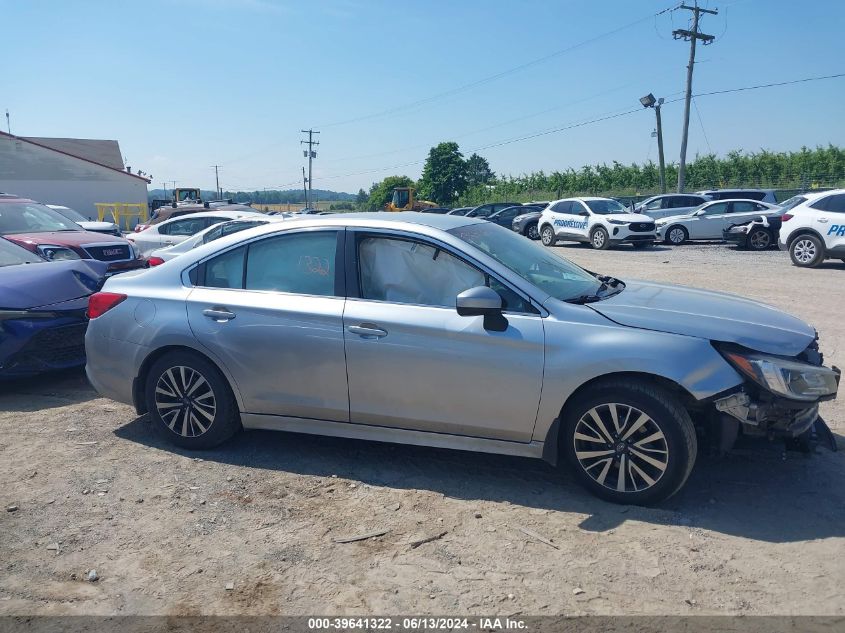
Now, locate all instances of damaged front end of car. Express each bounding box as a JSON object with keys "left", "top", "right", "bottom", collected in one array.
[{"left": 709, "top": 338, "right": 840, "bottom": 452}]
